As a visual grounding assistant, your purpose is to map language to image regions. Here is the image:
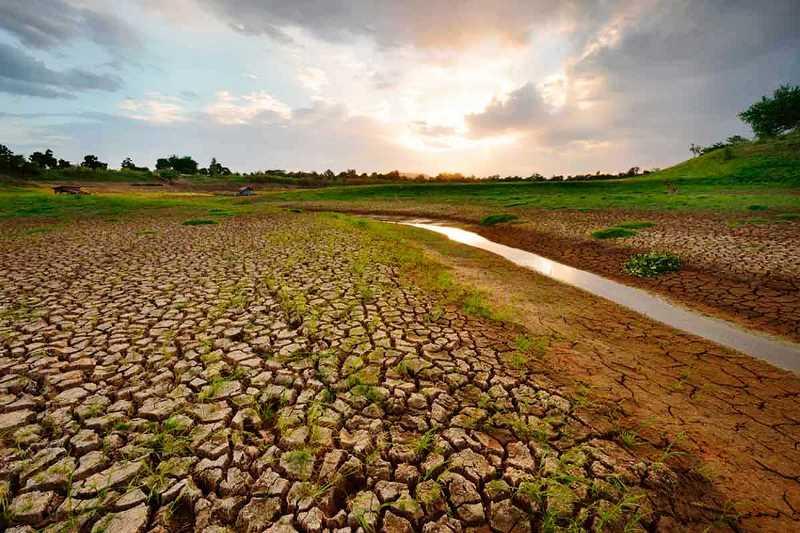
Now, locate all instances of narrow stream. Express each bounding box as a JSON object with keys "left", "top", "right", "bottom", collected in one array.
[{"left": 403, "top": 221, "right": 800, "bottom": 373}]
